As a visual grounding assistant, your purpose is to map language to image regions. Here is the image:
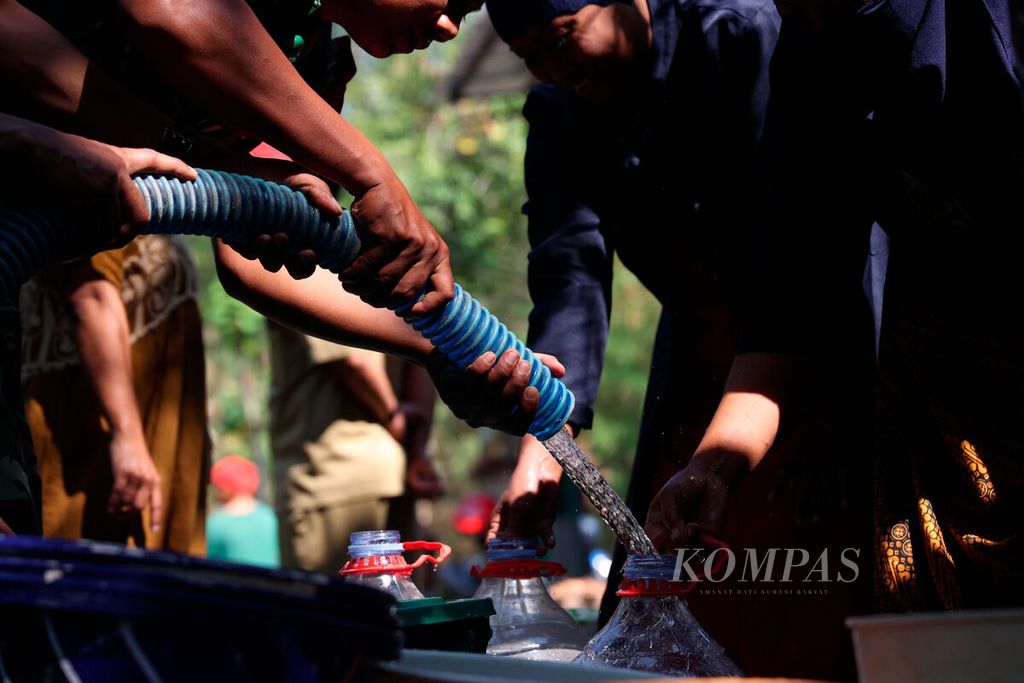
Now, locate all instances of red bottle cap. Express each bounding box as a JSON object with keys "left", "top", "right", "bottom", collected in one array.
[{"left": 470, "top": 559, "right": 568, "bottom": 579}]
